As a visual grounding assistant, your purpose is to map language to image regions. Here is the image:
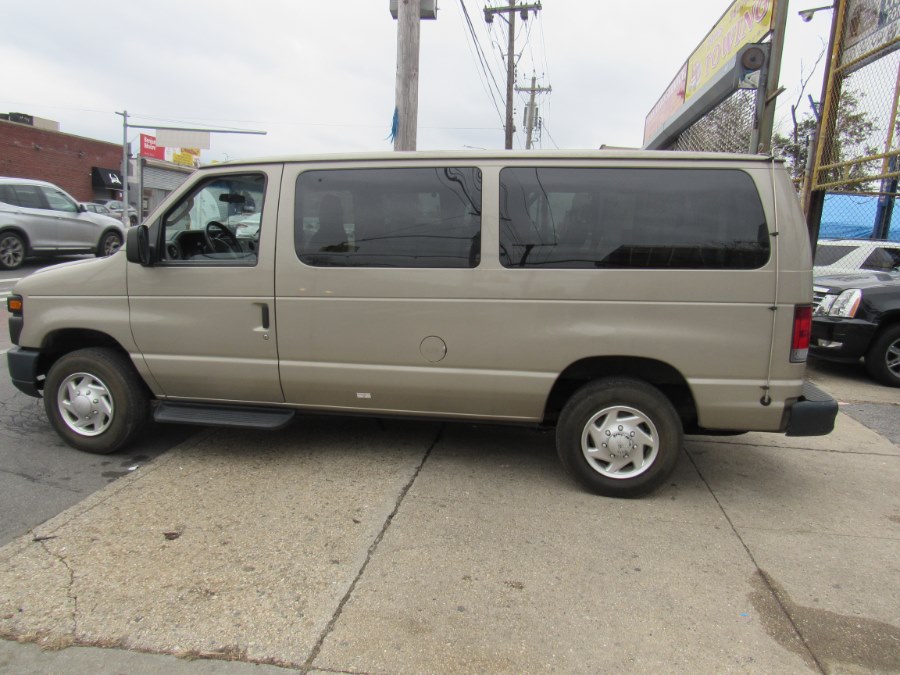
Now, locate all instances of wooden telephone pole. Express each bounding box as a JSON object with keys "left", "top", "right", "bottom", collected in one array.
[
  {"left": 515, "top": 75, "right": 551, "bottom": 149},
  {"left": 484, "top": 1, "right": 542, "bottom": 149}
]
